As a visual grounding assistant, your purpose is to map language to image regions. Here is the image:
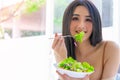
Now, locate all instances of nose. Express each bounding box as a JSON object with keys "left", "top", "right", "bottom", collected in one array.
[{"left": 76, "top": 21, "right": 85, "bottom": 32}]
